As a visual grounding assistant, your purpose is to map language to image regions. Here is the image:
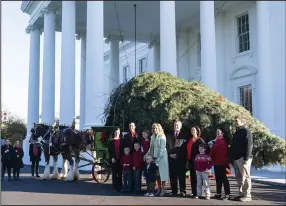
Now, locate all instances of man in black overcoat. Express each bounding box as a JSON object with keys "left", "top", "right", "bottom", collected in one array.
[
  {"left": 29, "top": 128, "right": 41, "bottom": 178},
  {"left": 123, "top": 122, "right": 140, "bottom": 153},
  {"left": 1, "top": 139, "right": 14, "bottom": 181},
  {"left": 166, "top": 120, "right": 188, "bottom": 196}
]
